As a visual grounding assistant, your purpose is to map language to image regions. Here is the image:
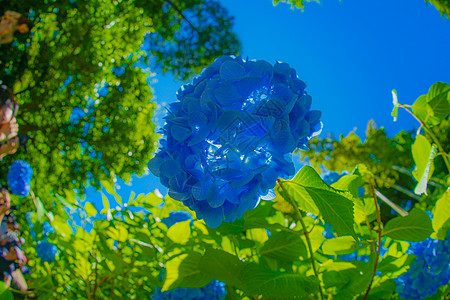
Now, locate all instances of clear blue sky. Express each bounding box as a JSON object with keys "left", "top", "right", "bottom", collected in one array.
[{"left": 92, "top": 0, "right": 450, "bottom": 208}]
